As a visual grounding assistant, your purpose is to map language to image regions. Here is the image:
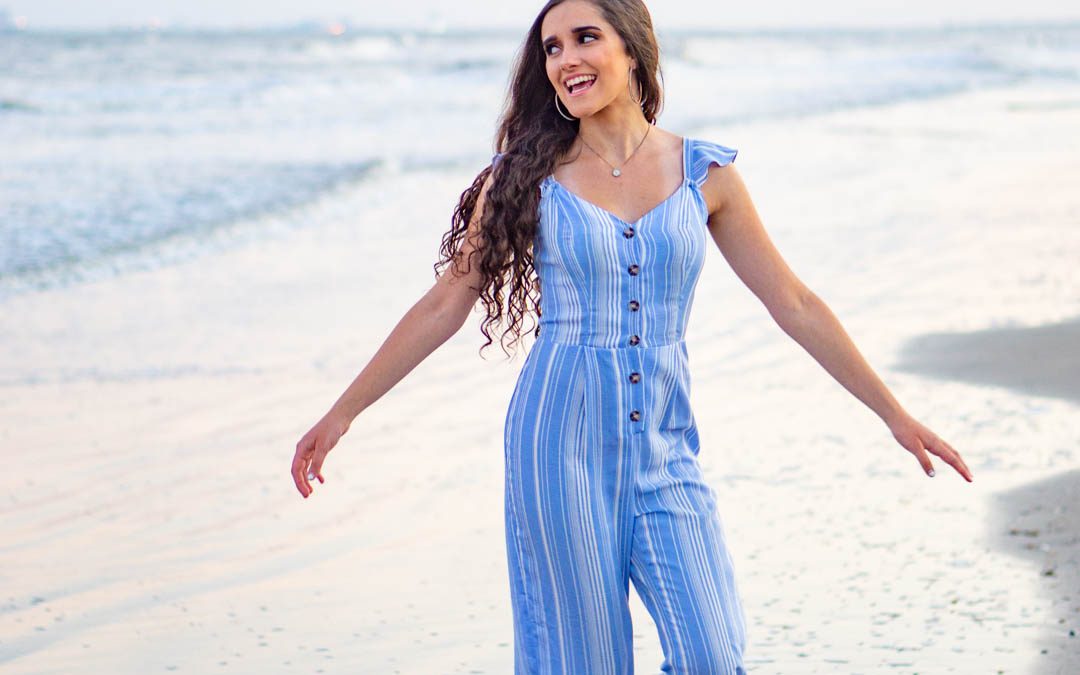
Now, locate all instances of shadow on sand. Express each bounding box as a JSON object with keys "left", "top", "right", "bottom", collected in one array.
[
  {"left": 893, "top": 317, "right": 1080, "bottom": 403},
  {"left": 987, "top": 470, "right": 1080, "bottom": 674}
]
